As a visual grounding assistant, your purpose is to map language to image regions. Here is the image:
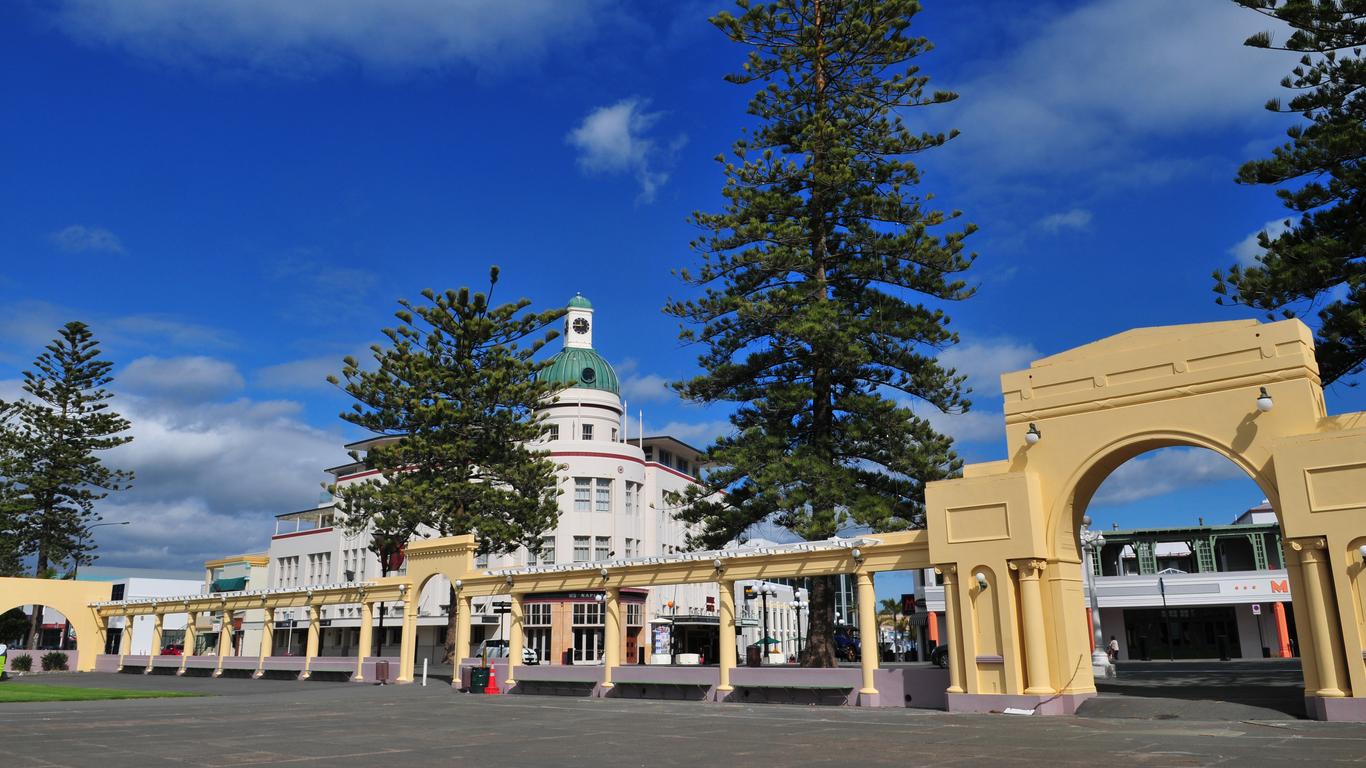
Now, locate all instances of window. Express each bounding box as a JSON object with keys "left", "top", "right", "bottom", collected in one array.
[
  {"left": 525, "top": 603, "right": 551, "bottom": 625},
  {"left": 537, "top": 536, "right": 556, "bottom": 565},
  {"left": 626, "top": 603, "right": 643, "bottom": 627},
  {"left": 546, "top": 424, "right": 559, "bottom": 441},
  {"left": 574, "top": 478, "right": 591, "bottom": 513},
  {"left": 573, "top": 536, "right": 590, "bottom": 563},
  {"left": 624, "top": 538, "right": 635, "bottom": 559},
  {"left": 625, "top": 483, "right": 635, "bottom": 515},
  {"left": 475, "top": 553, "right": 489, "bottom": 569},
  {"left": 659, "top": 449, "right": 673, "bottom": 466},
  {"left": 611, "top": 428, "right": 618, "bottom": 441},
  {"left": 572, "top": 603, "right": 604, "bottom": 625},
  {"left": 583, "top": 423, "right": 594, "bottom": 441},
  {"left": 594, "top": 536, "right": 611, "bottom": 561},
  {"left": 595, "top": 478, "right": 611, "bottom": 512},
  {"left": 277, "top": 556, "right": 299, "bottom": 588}
]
